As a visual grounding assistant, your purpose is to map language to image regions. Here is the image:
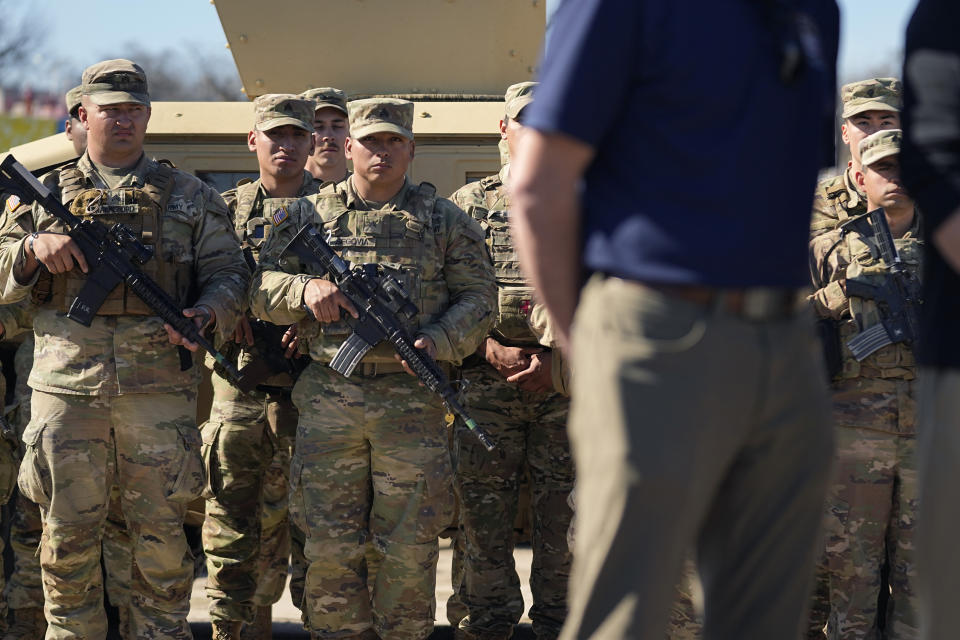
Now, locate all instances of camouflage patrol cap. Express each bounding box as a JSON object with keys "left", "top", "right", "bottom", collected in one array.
[
  {"left": 253, "top": 94, "right": 314, "bottom": 132},
  {"left": 81, "top": 59, "right": 150, "bottom": 106},
  {"left": 348, "top": 98, "right": 414, "bottom": 140},
  {"left": 859, "top": 129, "right": 902, "bottom": 167},
  {"left": 841, "top": 78, "right": 902, "bottom": 119},
  {"left": 300, "top": 87, "right": 349, "bottom": 117},
  {"left": 65, "top": 86, "right": 82, "bottom": 118},
  {"left": 505, "top": 81, "right": 537, "bottom": 120}
]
